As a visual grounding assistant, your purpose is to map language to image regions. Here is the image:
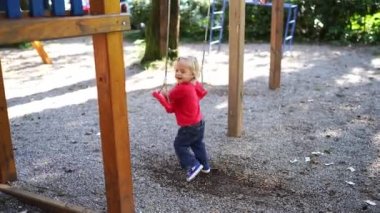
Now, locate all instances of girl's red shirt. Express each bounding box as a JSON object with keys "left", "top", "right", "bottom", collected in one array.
[{"left": 153, "top": 82, "right": 207, "bottom": 127}]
